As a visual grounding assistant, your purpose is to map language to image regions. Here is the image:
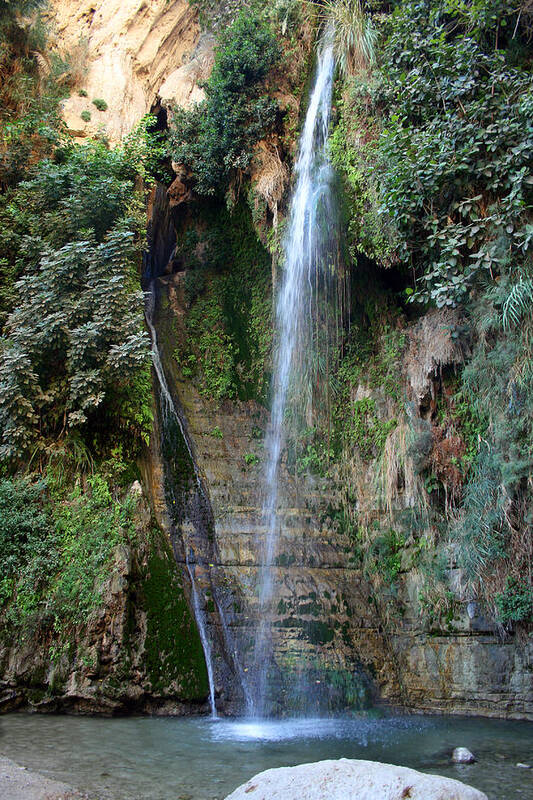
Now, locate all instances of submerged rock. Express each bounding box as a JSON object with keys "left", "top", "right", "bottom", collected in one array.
[
  {"left": 224, "top": 758, "right": 488, "bottom": 800},
  {"left": 453, "top": 748, "right": 476, "bottom": 764}
]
